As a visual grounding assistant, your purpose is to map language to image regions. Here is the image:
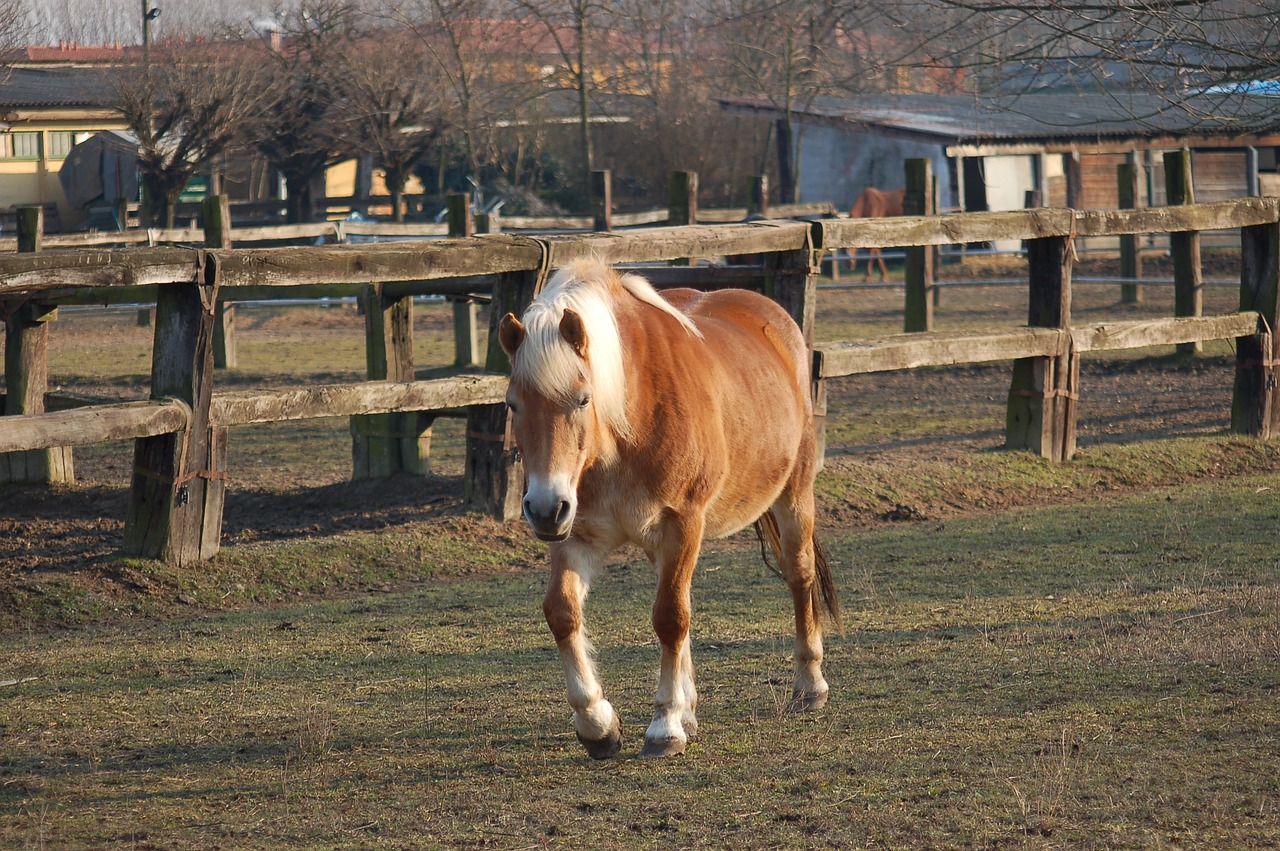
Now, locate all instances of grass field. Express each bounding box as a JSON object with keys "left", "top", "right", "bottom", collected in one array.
[
  {"left": 3, "top": 253, "right": 1279, "bottom": 847},
  {"left": 3, "top": 476, "right": 1279, "bottom": 848}
]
